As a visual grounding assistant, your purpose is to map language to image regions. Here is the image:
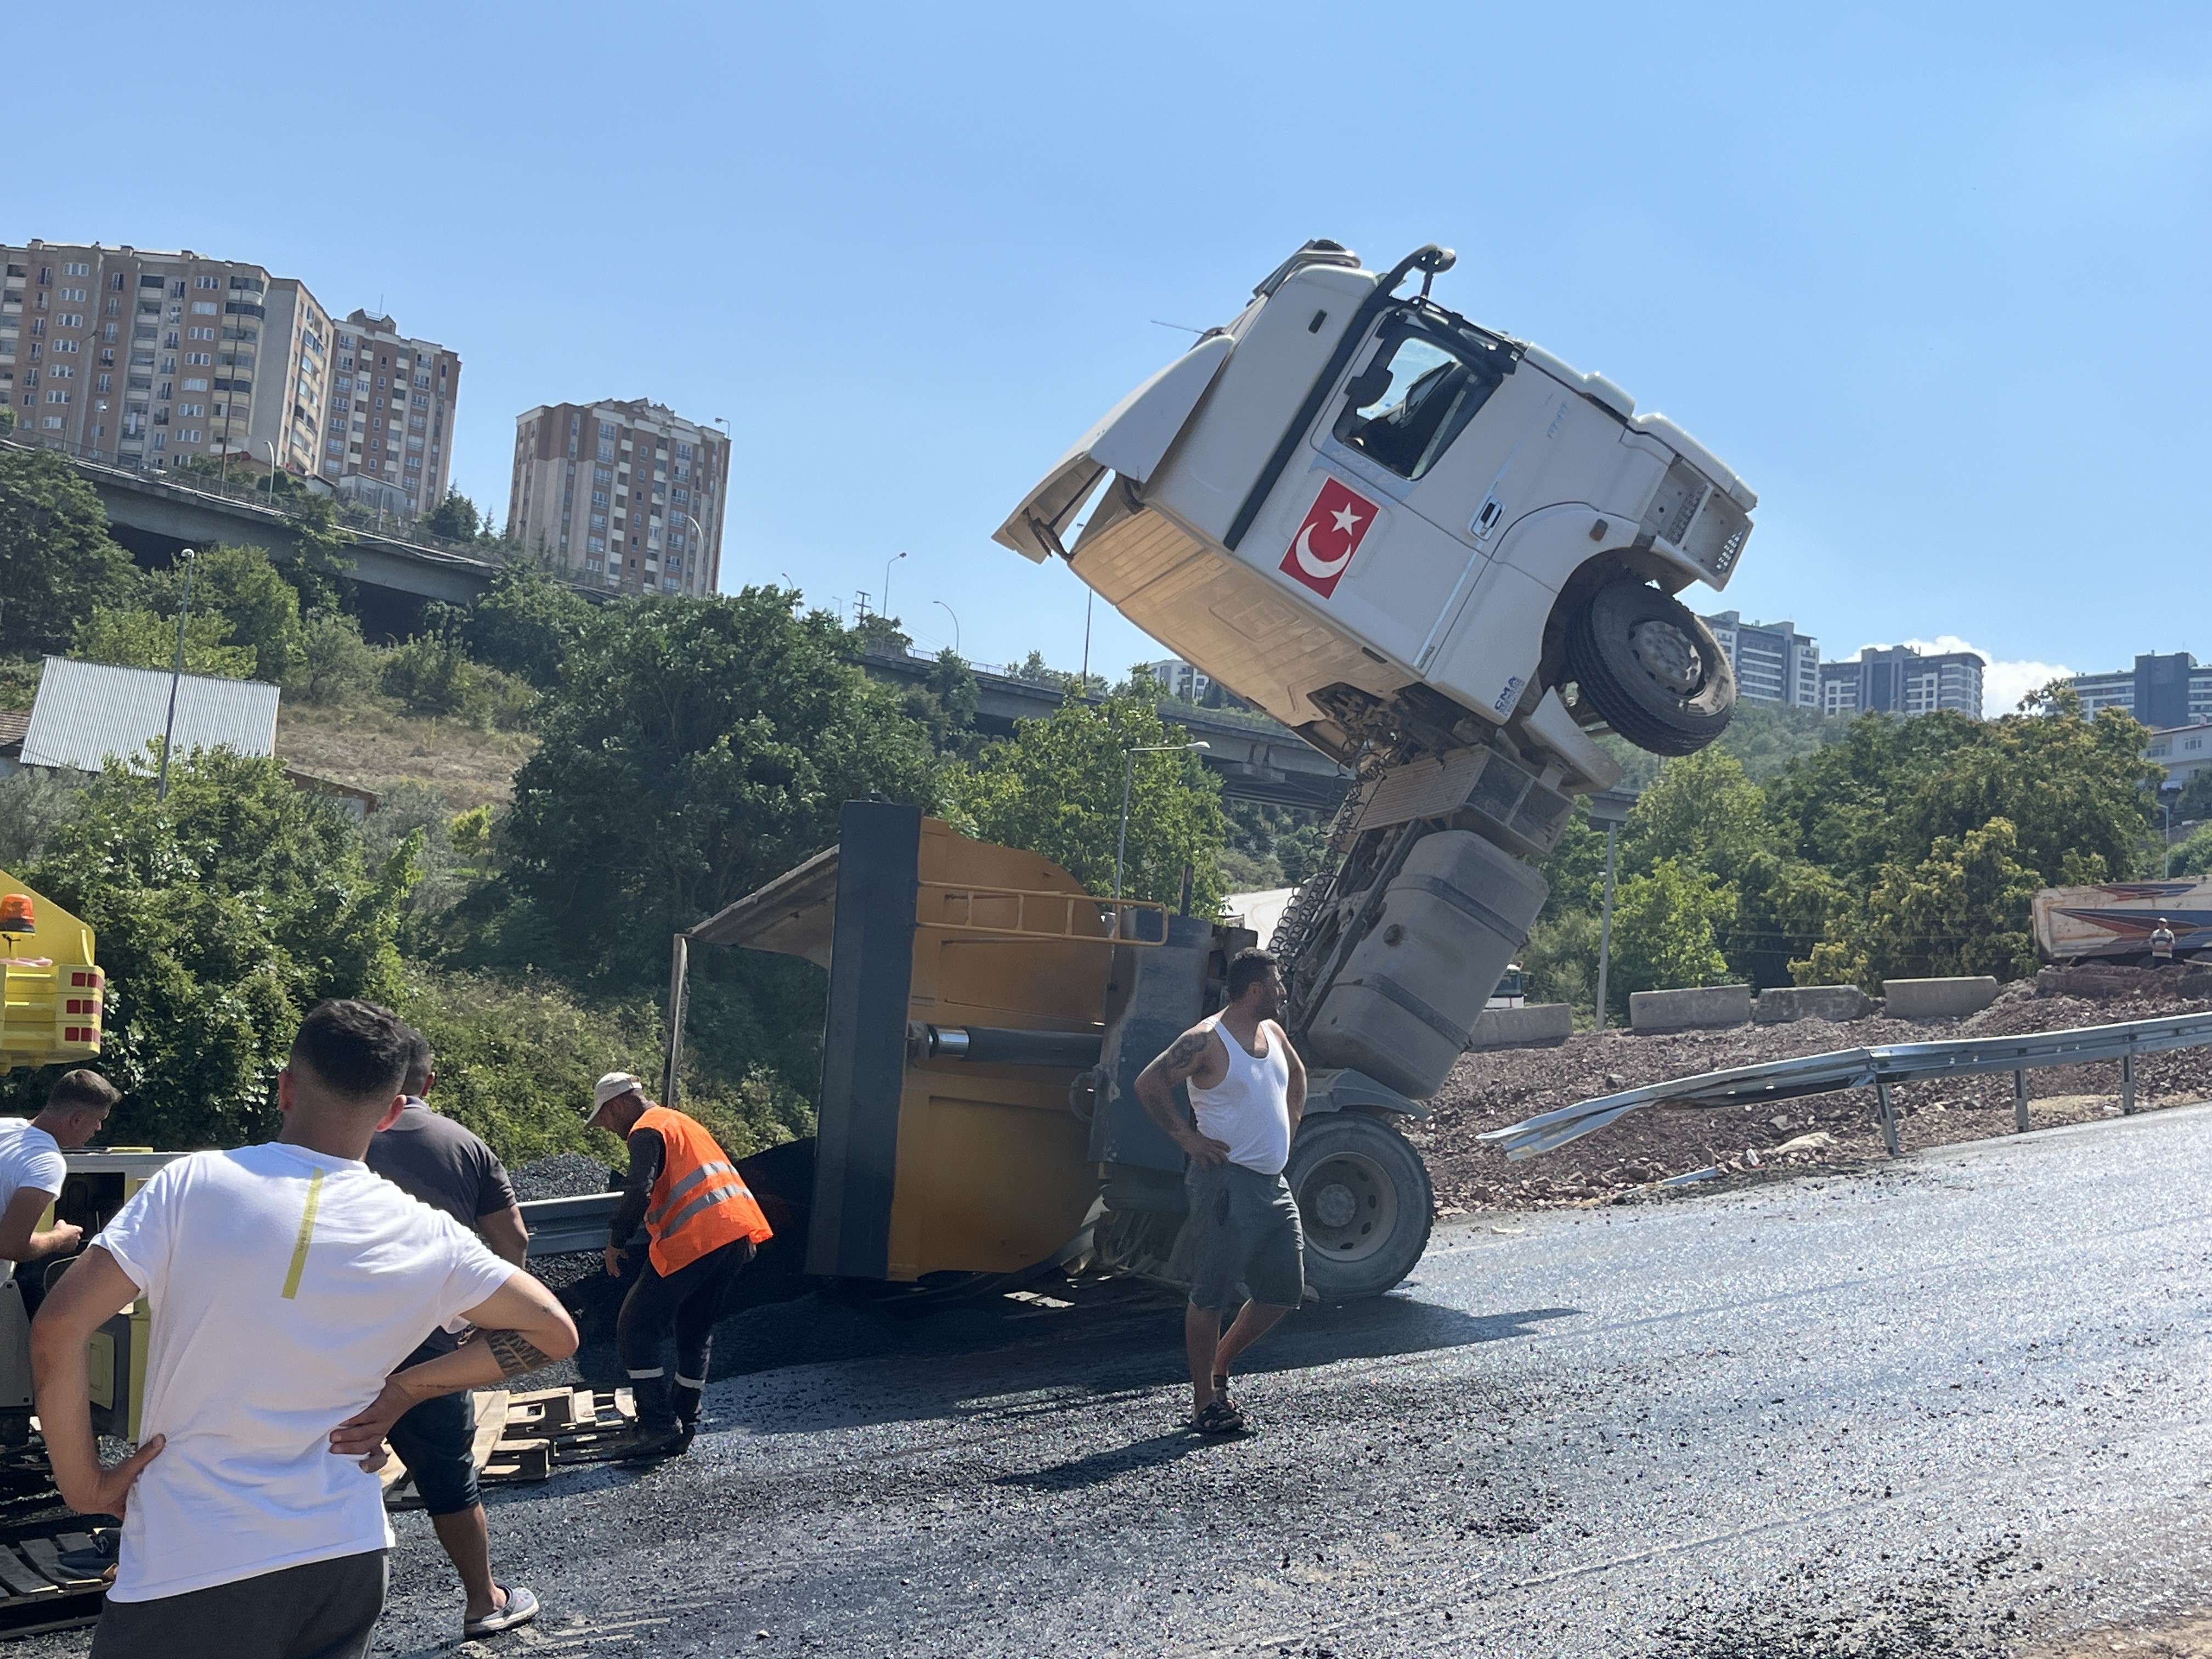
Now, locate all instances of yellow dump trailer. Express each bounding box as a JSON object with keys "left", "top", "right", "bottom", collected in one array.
[{"left": 0, "top": 872, "right": 104, "bottom": 1069}]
